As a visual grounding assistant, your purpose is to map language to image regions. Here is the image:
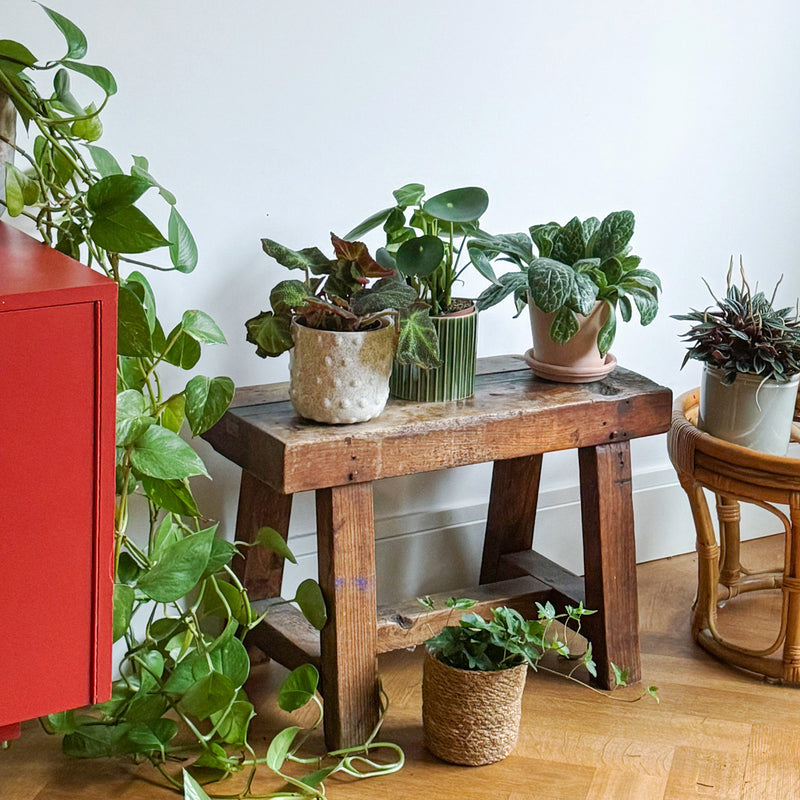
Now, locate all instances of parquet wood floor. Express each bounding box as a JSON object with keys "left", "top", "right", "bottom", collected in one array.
[{"left": 2, "top": 535, "right": 799, "bottom": 799}]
